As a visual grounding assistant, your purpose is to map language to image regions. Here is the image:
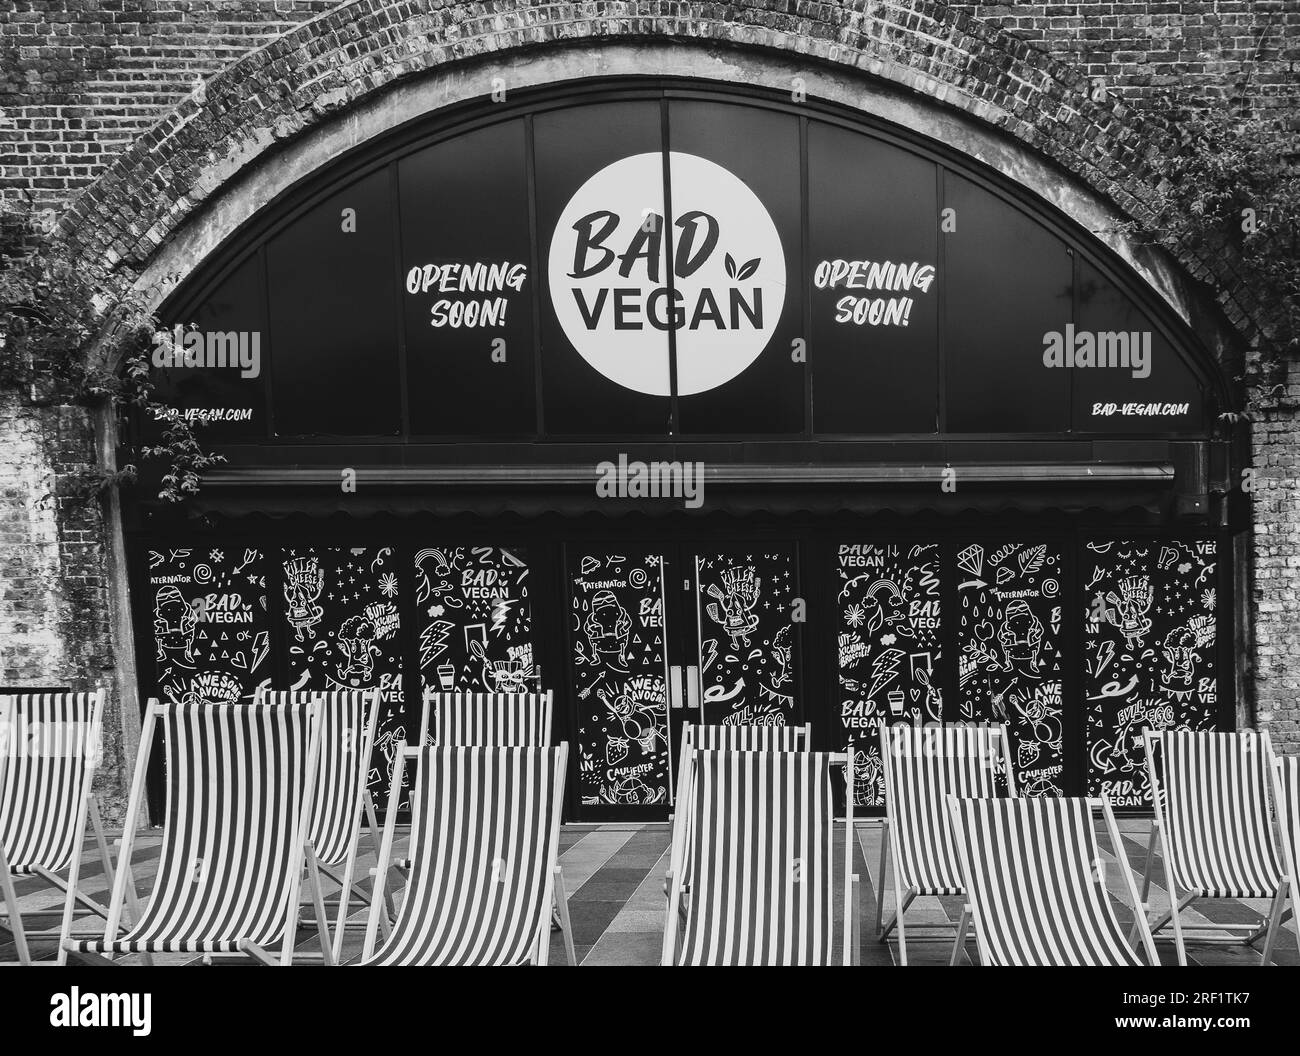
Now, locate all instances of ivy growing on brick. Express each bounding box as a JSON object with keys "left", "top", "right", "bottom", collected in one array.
[
  {"left": 1121, "top": 103, "right": 1300, "bottom": 416},
  {"left": 0, "top": 199, "right": 224, "bottom": 502}
]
